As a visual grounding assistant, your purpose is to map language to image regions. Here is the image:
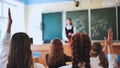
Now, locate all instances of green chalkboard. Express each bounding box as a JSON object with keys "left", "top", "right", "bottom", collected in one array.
[
  {"left": 42, "top": 12, "right": 62, "bottom": 41},
  {"left": 118, "top": 6, "right": 120, "bottom": 40},
  {"left": 66, "top": 10, "right": 89, "bottom": 34},
  {"left": 91, "top": 7, "right": 116, "bottom": 40}
]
